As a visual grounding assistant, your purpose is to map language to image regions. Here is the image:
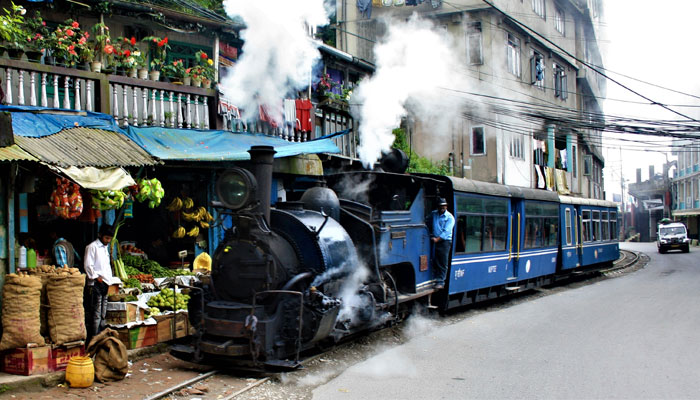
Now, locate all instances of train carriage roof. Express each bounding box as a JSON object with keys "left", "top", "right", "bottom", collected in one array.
[
  {"left": 446, "top": 176, "right": 560, "bottom": 202},
  {"left": 558, "top": 195, "right": 618, "bottom": 209}
]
